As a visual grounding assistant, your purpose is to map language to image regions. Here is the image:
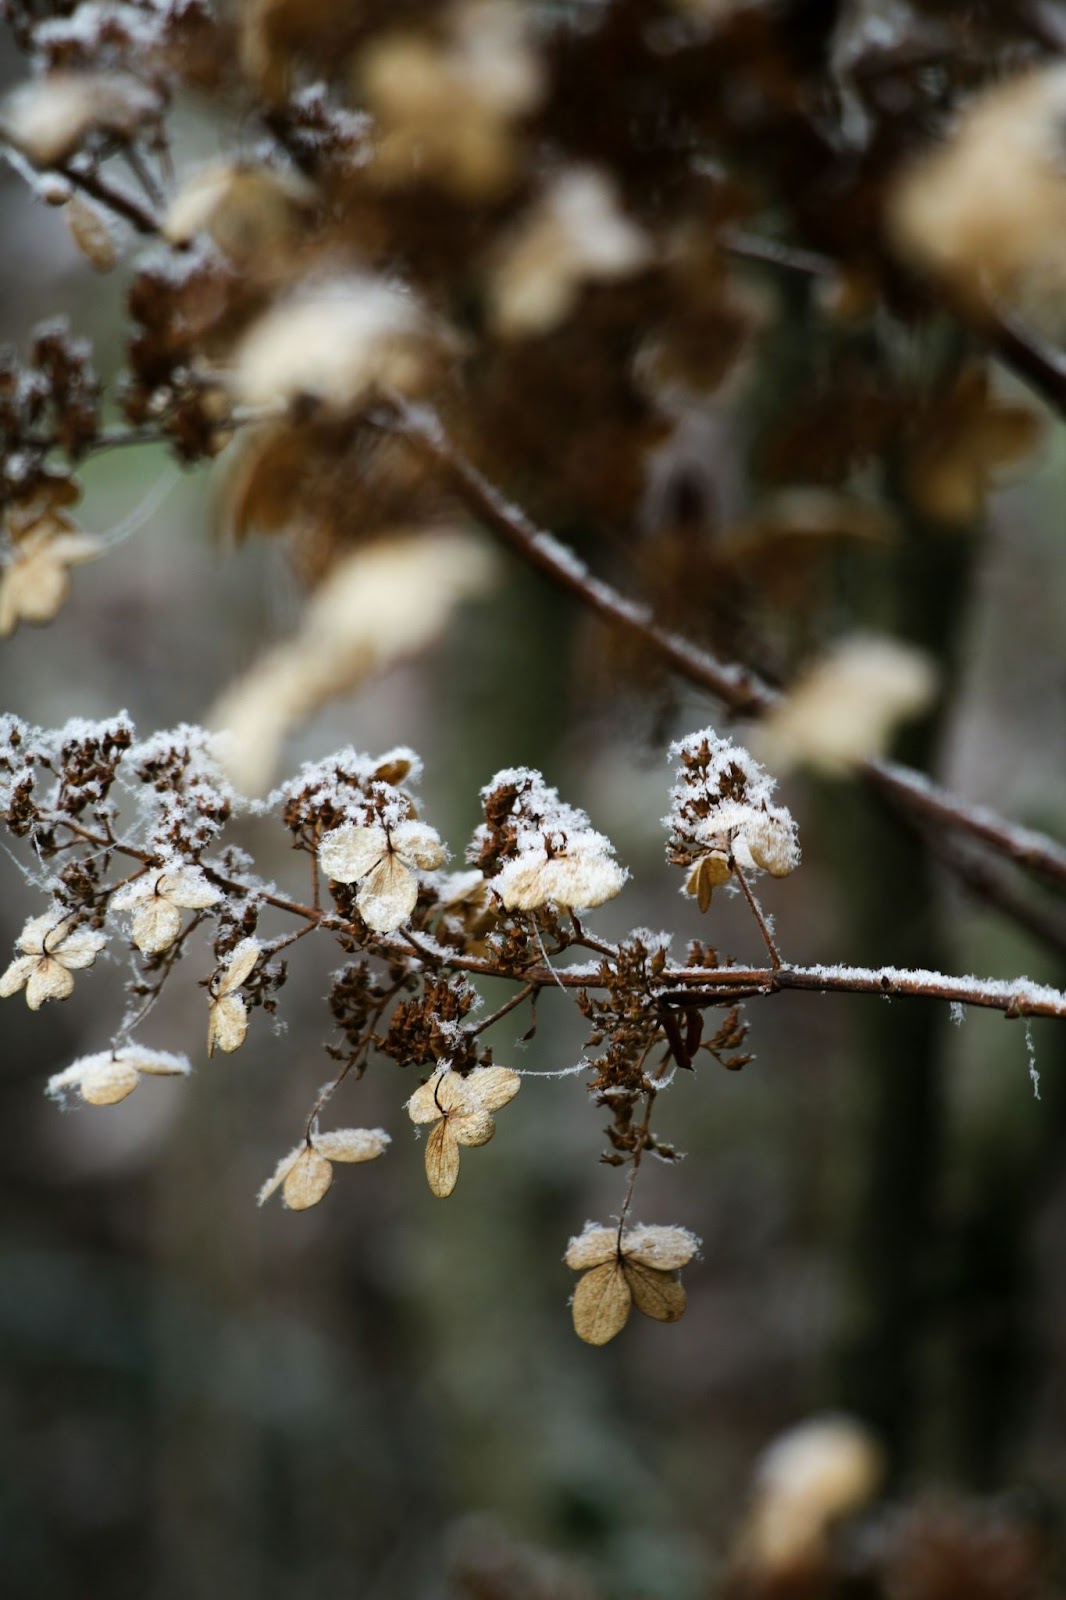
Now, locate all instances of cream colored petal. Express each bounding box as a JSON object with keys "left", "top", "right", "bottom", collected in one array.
[
  {"left": 79, "top": 1059, "right": 141, "bottom": 1106},
  {"left": 539, "top": 852, "right": 627, "bottom": 910},
  {"left": 450, "top": 1108, "right": 496, "bottom": 1148},
  {"left": 425, "top": 1119, "right": 461, "bottom": 1197},
  {"left": 392, "top": 820, "right": 445, "bottom": 871},
  {"left": 406, "top": 1075, "right": 448, "bottom": 1124},
  {"left": 356, "top": 854, "right": 419, "bottom": 932},
  {"left": 26, "top": 957, "right": 74, "bottom": 1009},
  {"left": 208, "top": 992, "right": 248, "bottom": 1054},
  {"left": 314, "top": 1127, "right": 391, "bottom": 1163},
  {"left": 572, "top": 1261, "right": 632, "bottom": 1346},
  {"left": 461, "top": 1064, "right": 521, "bottom": 1114},
  {"left": 318, "top": 824, "right": 386, "bottom": 884},
  {"left": 131, "top": 898, "right": 183, "bottom": 955},
  {"left": 625, "top": 1261, "right": 687, "bottom": 1323},
  {"left": 7, "top": 552, "right": 70, "bottom": 624},
  {"left": 52, "top": 926, "right": 107, "bottom": 969},
  {"left": 18, "top": 913, "right": 61, "bottom": 956},
  {"left": 160, "top": 869, "right": 223, "bottom": 911},
  {"left": 283, "top": 1148, "right": 334, "bottom": 1210},
  {"left": 110, "top": 876, "right": 155, "bottom": 912},
  {"left": 0, "top": 572, "right": 19, "bottom": 637},
  {"left": 496, "top": 854, "right": 549, "bottom": 910},
  {"left": 127, "top": 1047, "right": 191, "bottom": 1078},
  {"left": 0, "top": 954, "right": 36, "bottom": 998},
  {"left": 46, "top": 533, "right": 102, "bottom": 567},
  {"left": 564, "top": 1225, "right": 618, "bottom": 1271},
  {"left": 256, "top": 1145, "right": 302, "bottom": 1206},
  {"left": 218, "top": 937, "right": 260, "bottom": 995},
  {"left": 621, "top": 1223, "right": 701, "bottom": 1271}
]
